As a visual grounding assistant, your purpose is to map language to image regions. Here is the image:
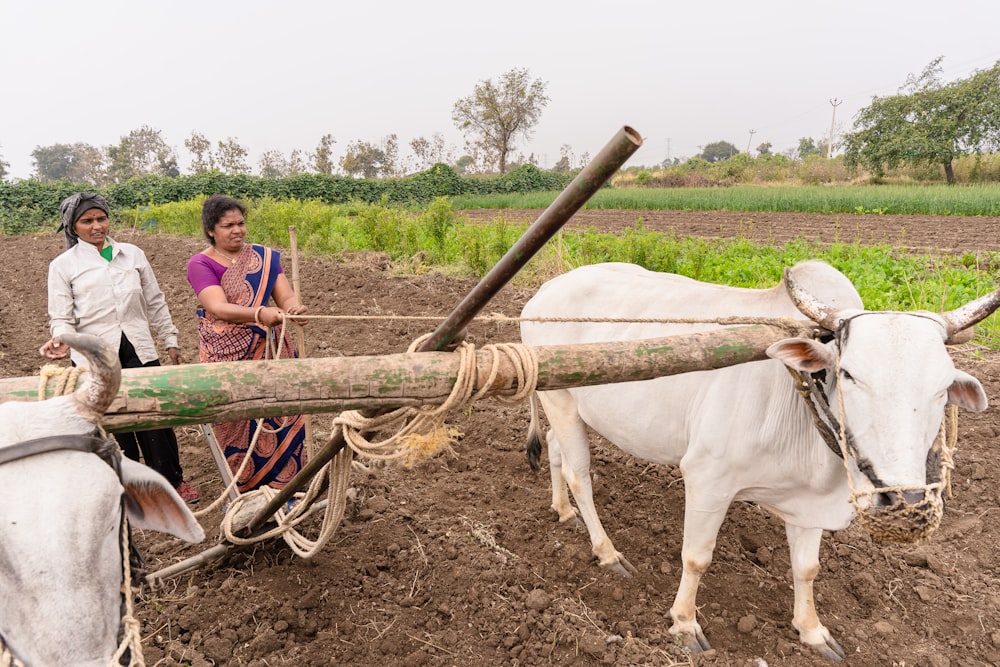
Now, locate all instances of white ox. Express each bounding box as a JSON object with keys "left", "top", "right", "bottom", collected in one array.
[
  {"left": 0, "top": 333, "right": 204, "bottom": 667},
  {"left": 520, "top": 261, "right": 999, "bottom": 661}
]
